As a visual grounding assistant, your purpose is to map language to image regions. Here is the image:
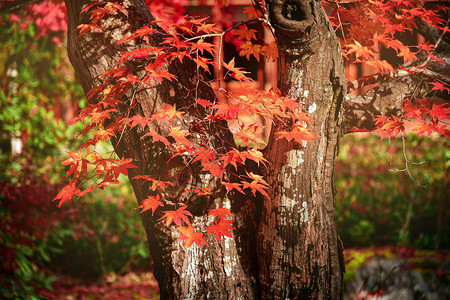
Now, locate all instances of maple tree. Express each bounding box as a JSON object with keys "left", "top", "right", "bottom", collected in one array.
[{"left": 3, "top": 0, "right": 449, "bottom": 298}]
